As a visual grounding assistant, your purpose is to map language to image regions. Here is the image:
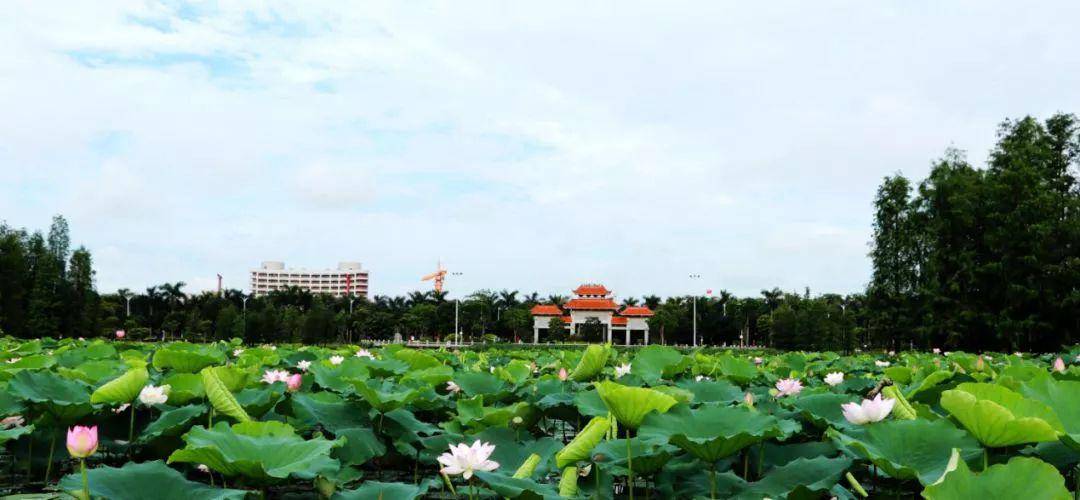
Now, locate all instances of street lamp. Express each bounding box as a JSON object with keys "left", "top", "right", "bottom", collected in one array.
[
  {"left": 450, "top": 272, "right": 464, "bottom": 344},
  {"left": 125, "top": 295, "right": 133, "bottom": 318},
  {"left": 689, "top": 274, "right": 702, "bottom": 347}
]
